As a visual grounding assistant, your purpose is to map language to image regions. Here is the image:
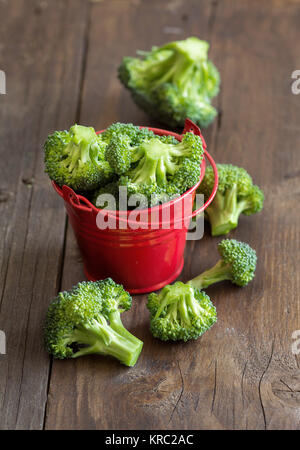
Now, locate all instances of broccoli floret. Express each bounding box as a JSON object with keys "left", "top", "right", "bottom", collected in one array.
[
  {"left": 102, "top": 122, "right": 155, "bottom": 145},
  {"left": 44, "top": 278, "right": 143, "bottom": 367},
  {"left": 105, "top": 133, "right": 143, "bottom": 175},
  {"left": 147, "top": 281, "right": 217, "bottom": 342},
  {"left": 127, "top": 132, "right": 203, "bottom": 185},
  {"left": 44, "top": 124, "right": 114, "bottom": 192},
  {"left": 189, "top": 239, "right": 257, "bottom": 289},
  {"left": 118, "top": 37, "right": 220, "bottom": 129},
  {"left": 152, "top": 84, "right": 218, "bottom": 129},
  {"left": 117, "top": 176, "right": 181, "bottom": 209},
  {"left": 198, "top": 164, "right": 264, "bottom": 236},
  {"left": 157, "top": 134, "right": 179, "bottom": 145},
  {"left": 104, "top": 125, "right": 180, "bottom": 176},
  {"left": 146, "top": 239, "right": 256, "bottom": 341},
  {"left": 106, "top": 132, "right": 203, "bottom": 207}
]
